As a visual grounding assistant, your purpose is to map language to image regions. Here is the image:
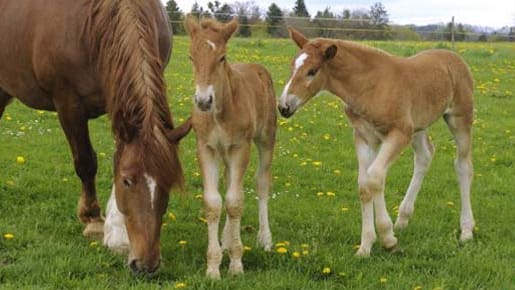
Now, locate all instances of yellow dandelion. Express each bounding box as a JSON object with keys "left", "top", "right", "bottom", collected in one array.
[
  {"left": 326, "top": 191, "right": 335, "bottom": 197},
  {"left": 276, "top": 247, "right": 288, "bottom": 254},
  {"left": 338, "top": 272, "right": 346, "bottom": 277},
  {"left": 3, "top": 233, "right": 14, "bottom": 239},
  {"left": 6, "top": 116, "right": 12, "bottom": 121},
  {"left": 16, "top": 156, "right": 25, "bottom": 164},
  {"left": 302, "top": 250, "right": 309, "bottom": 256},
  {"left": 285, "top": 182, "right": 291, "bottom": 187},
  {"left": 198, "top": 217, "right": 207, "bottom": 223},
  {"left": 341, "top": 207, "right": 349, "bottom": 212},
  {"left": 37, "top": 110, "right": 45, "bottom": 115},
  {"left": 283, "top": 241, "right": 290, "bottom": 246},
  {"left": 447, "top": 201, "right": 455, "bottom": 207},
  {"left": 312, "top": 161, "right": 322, "bottom": 167},
  {"left": 490, "top": 157, "right": 496, "bottom": 163},
  {"left": 353, "top": 244, "right": 361, "bottom": 250},
  {"left": 99, "top": 152, "right": 107, "bottom": 158},
  {"left": 323, "top": 133, "right": 331, "bottom": 140},
  {"left": 380, "top": 277, "right": 387, "bottom": 283},
  {"left": 414, "top": 286, "right": 422, "bottom": 290},
  {"left": 62, "top": 178, "right": 68, "bottom": 182},
  {"left": 301, "top": 243, "right": 309, "bottom": 248},
  {"left": 90, "top": 241, "right": 99, "bottom": 247},
  {"left": 178, "top": 240, "right": 187, "bottom": 246},
  {"left": 333, "top": 169, "right": 341, "bottom": 175},
  {"left": 174, "top": 282, "right": 187, "bottom": 289},
  {"left": 322, "top": 267, "right": 331, "bottom": 274},
  {"left": 300, "top": 161, "right": 307, "bottom": 166},
  {"left": 20, "top": 126, "right": 26, "bottom": 131},
  {"left": 275, "top": 242, "right": 286, "bottom": 247},
  {"left": 195, "top": 194, "right": 203, "bottom": 200},
  {"left": 193, "top": 172, "right": 201, "bottom": 177},
  {"left": 292, "top": 251, "right": 301, "bottom": 258},
  {"left": 316, "top": 192, "right": 325, "bottom": 196},
  {"left": 168, "top": 212, "right": 177, "bottom": 221},
  {"left": 244, "top": 246, "right": 252, "bottom": 251}
]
